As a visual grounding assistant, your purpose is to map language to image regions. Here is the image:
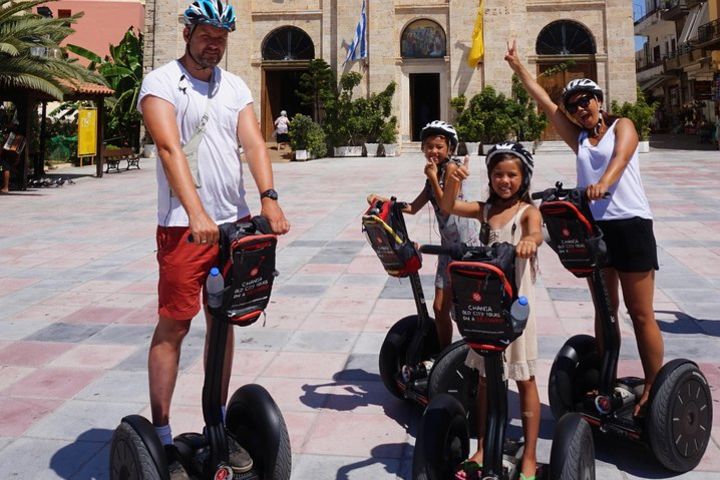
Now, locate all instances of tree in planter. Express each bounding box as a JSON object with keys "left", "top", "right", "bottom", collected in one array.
[
  {"left": 451, "top": 94, "right": 483, "bottom": 154},
  {"left": 288, "top": 114, "right": 327, "bottom": 159},
  {"left": 459, "top": 87, "right": 515, "bottom": 147},
  {"left": 611, "top": 87, "right": 657, "bottom": 142},
  {"left": 322, "top": 71, "right": 365, "bottom": 147},
  {"left": 356, "top": 81, "right": 397, "bottom": 144},
  {"left": 511, "top": 74, "right": 547, "bottom": 144},
  {"left": 295, "top": 59, "right": 335, "bottom": 123}
]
